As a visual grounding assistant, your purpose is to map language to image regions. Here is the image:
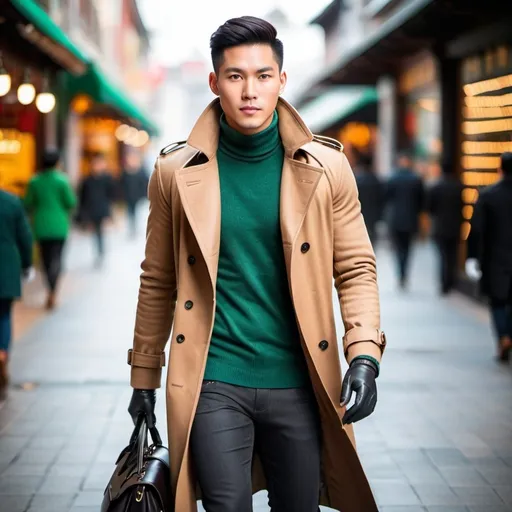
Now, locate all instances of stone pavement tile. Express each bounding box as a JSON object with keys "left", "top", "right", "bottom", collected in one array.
[
  {"left": 401, "top": 464, "right": 446, "bottom": 485},
  {"left": 438, "top": 467, "right": 488, "bottom": 487},
  {"left": 82, "top": 463, "right": 115, "bottom": 491},
  {"left": 412, "top": 485, "right": 462, "bottom": 506},
  {"left": 477, "top": 467, "right": 512, "bottom": 485},
  {"left": 379, "top": 508, "right": 427, "bottom": 512},
  {"left": 0, "top": 495, "right": 31, "bottom": 512},
  {"left": 68, "top": 508, "right": 98, "bottom": 512},
  {"left": 27, "top": 494, "right": 76, "bottom": 512},
  {"left": 470, "top": 457, "right": 509, "bottom": 470},
  {"left": 46, "top": 463, "right": 89, "bottom": 478},
  {"left": 493, "top": 486, "right": 512, "bottom": 506},
  {"left": 26, "top": 436, "right": 67, "bottom": 451},
  {"left": 366, "top": 465, "right": 409, "bottom": 484},
  {"left": 6, "top": 462, "right": 51, "bottom": 476},
  {"left": 390, "top": 449, "right": 434, "bottom": 465},
  {"left": 0, "top": 474, "right": 43, "bottom": 495},
  {"left": 15, "top": 448, "right": 57, "bottom": 465},
  {"left": 371, "top": 482, "right": 422, "bottom": 506},
  {"left": 467, "top": 507, "right": 511, "bottom": 512},
  {"left": 72, "top": 490, "right": 102, "bottom": 508},
  {"left": 452, "top": 485, "right": 506, "bottom": 506},
  {"left": 425, "top": 449, "right": 469, "bottom": 468},
  {"left": 55, "top": 446, "right": 97, "bottom": 465},
  {"left": 37, "top": 475, "right": 83, "bottom": 495},
  {"left": 502, "top": 458, "right": 512, "bottom": 468},
  {"left": 426, "top": 508, "right": 469, "bottom": 512}
]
